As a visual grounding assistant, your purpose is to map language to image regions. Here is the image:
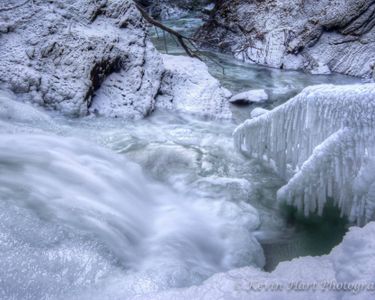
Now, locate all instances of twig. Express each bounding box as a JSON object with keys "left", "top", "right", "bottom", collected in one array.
[
  {"left": 135, "top": 2, "right": 201, "bottom": 59},
  {"left": 187, "top": 40, "right": 226, "bottom": 75},
  {"left": 162, "top": 30, "right": 168, "bottom": 53},
  {"left": 0, "top": 0, "right": 32, "bottom": 12}
]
